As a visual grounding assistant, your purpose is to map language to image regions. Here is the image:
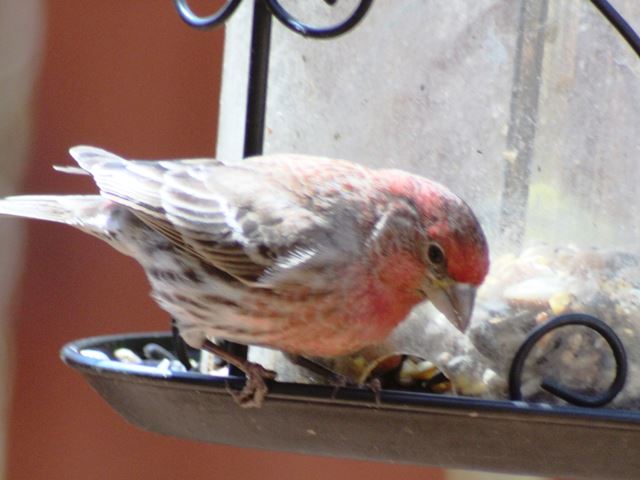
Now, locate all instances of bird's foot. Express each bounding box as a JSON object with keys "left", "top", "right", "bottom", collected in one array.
[
  {"left": 226, "top": 362, "right": 277, "bottom": 408},
  {"left": 329, "top": 375, "right": 382, "bottom": 404},
  {"left": 365, "top": 377, "right": 383, "bottom": 406},
  {"left": 282, "top": 353, "right": 385, "bottom": 401},
  {"left": 283, "top": 353, "right": 357, "bottom": 397},
  {"left": 328, "top": 373, "right": 353, "bottom": 399},
  {"left": 202, "top": 339, "right": 276, "bottom": 408}
]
